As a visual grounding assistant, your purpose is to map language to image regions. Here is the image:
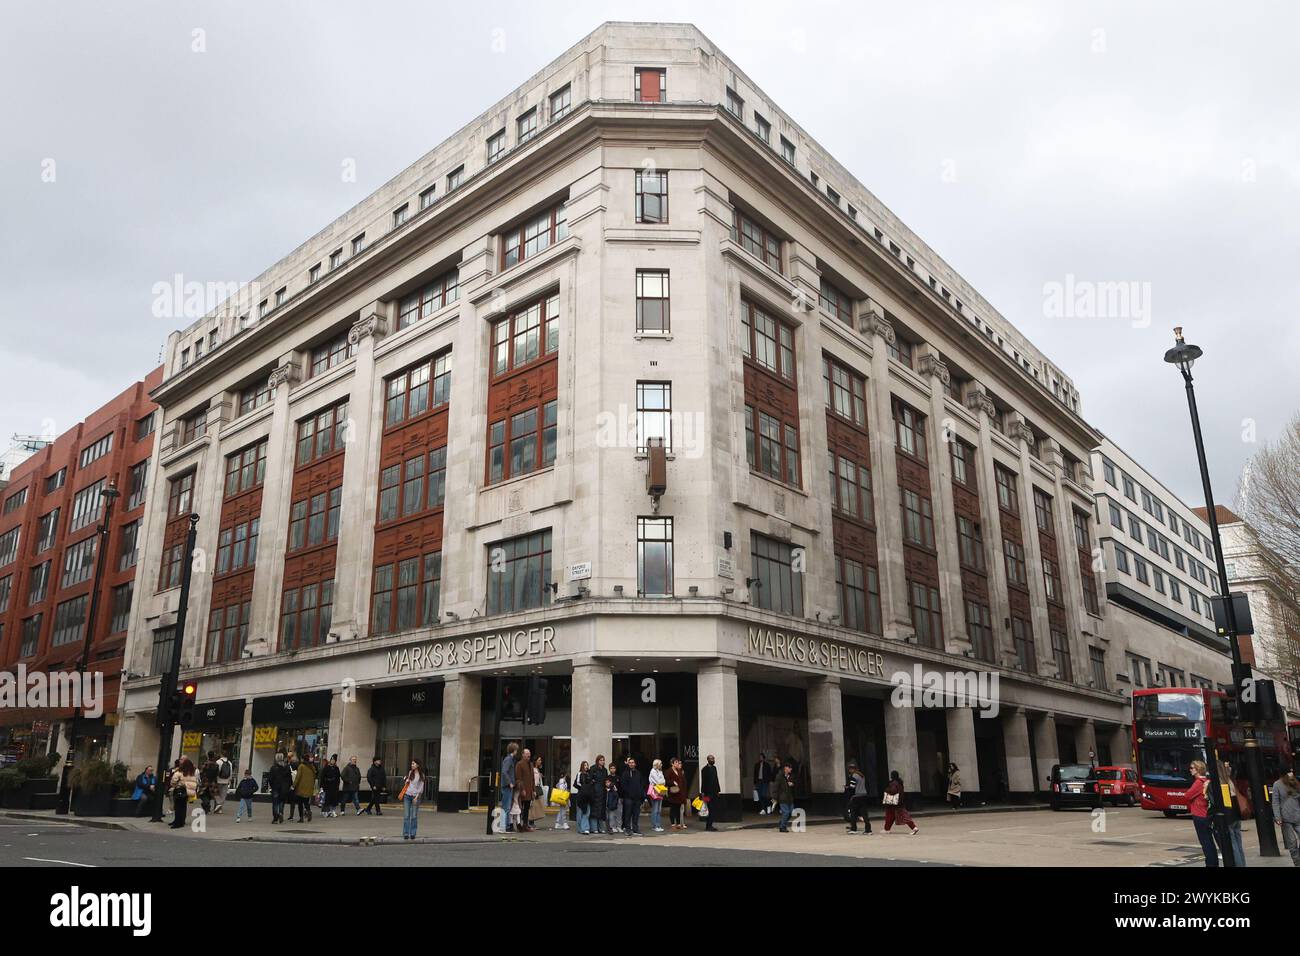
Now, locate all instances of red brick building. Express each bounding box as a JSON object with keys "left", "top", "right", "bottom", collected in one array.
[{"left": 0, "top": 368, "right": 162, "bottom": 763}]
